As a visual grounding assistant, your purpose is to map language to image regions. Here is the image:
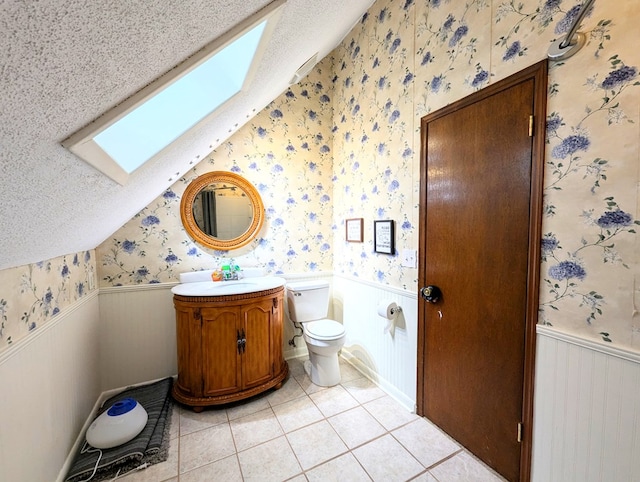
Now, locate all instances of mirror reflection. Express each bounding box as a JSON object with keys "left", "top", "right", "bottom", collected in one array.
[
  {"left": 180, "top": 171, "right": 265, "bottom": 251},
  {"left": 192, "top": 183, "right": 253, "bottom": 240}
]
